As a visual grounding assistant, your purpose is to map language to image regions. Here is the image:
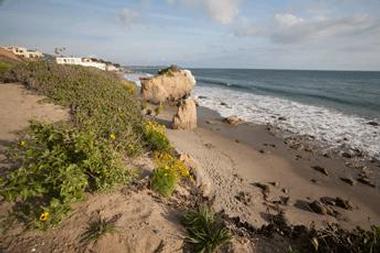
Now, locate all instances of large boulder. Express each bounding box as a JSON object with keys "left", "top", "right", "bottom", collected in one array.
[
  {"left": 172, "top": 98, "right": 197, "bottom": 130},
  {"left": 140, "top": 67, "right": 196, "bottom": 104}
]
